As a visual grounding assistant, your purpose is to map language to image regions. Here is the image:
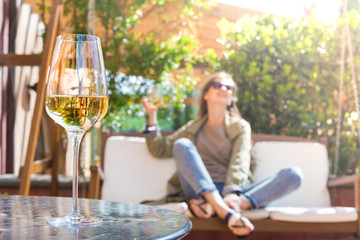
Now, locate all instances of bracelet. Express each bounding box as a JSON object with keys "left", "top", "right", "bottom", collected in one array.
[
  {"left": 232, "top": 191, "right": 241, "bottom": 196},
  {"left": 142, "top": 124, "right": 158, "bottom": 134}
]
